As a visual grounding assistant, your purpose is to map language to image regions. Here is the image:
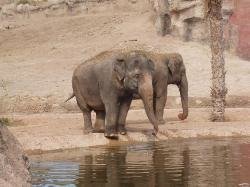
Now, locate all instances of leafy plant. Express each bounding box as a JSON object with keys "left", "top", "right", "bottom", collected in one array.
[
  {"left": 17, "top": 0, "right": 30, "bottom": 5},
  {"left": 0, "top": 118, "right": 10, "bottom": 126},
  {"left": 0, "top": 80, "right": 8, "bottom": 97}
]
